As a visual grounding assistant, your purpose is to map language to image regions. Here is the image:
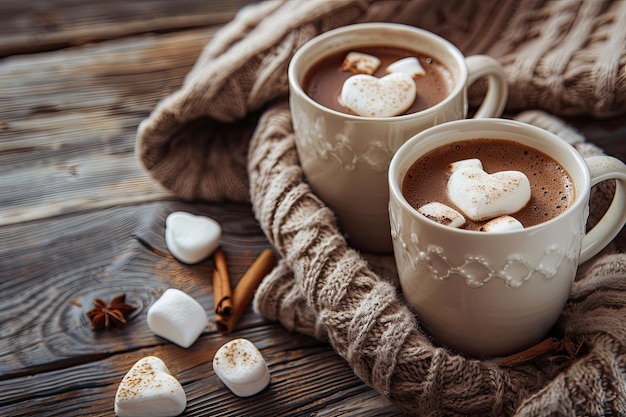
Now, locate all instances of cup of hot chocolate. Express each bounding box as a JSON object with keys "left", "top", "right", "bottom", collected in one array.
[
  {"left": 288, "top": 23, "right": 508, "bottom": 253},
  {"left": 388, "top": 118, "right": 626, "bottom": 357}
]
